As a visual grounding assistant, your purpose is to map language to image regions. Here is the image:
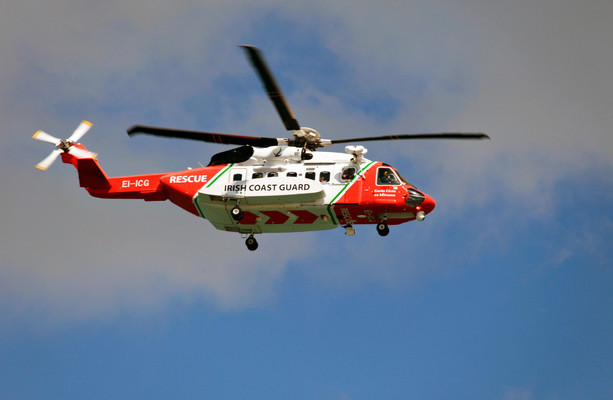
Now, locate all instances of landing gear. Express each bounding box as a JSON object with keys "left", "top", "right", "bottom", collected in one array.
[
  {"left": 245, "top": 235, "right": 258, "bottom": 251},
  {"left": 344, "top": 225, "right": 356, "bottom": 236},
  {"left": 231, "top": 205, "right": 244, "bottom": 221},
  {"left": 376, "top": 222, "right": 389, "bottom": 237}
]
